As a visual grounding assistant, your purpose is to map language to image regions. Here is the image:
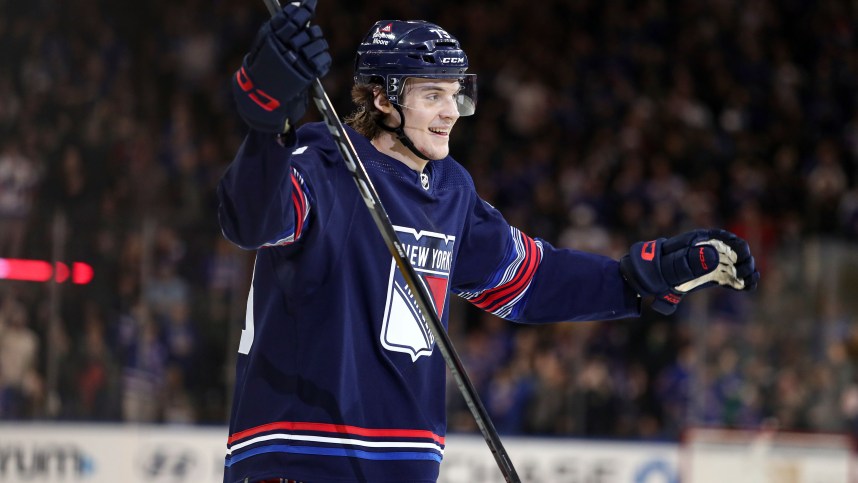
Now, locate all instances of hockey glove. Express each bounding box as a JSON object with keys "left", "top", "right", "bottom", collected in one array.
[
  {"left": 619, "top": 229, "right": 760, "bottom": 315},
  {"left": 232, "top": 0, "right": 332, "bottom": 133}
]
